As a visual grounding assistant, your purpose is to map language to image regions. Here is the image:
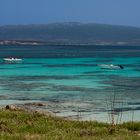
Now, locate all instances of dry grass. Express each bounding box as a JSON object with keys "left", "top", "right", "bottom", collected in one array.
[{"left": 0, "top": 109, "right": 140, "bottom": 140}]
